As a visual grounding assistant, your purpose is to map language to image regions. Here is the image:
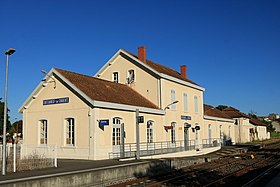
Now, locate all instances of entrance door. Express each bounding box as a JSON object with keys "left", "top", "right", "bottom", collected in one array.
[
  {"left": 112, "top": 117, "right": 123, "bottom": 153},
  {"left": 184, "top": 123, "right": 190, "bottom": 150}
]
